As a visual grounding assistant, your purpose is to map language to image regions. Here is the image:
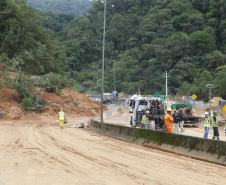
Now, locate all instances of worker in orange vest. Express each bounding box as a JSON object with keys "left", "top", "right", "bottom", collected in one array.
[{"left": 164, "top": 108, "right": 174, "bottom": 133}]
